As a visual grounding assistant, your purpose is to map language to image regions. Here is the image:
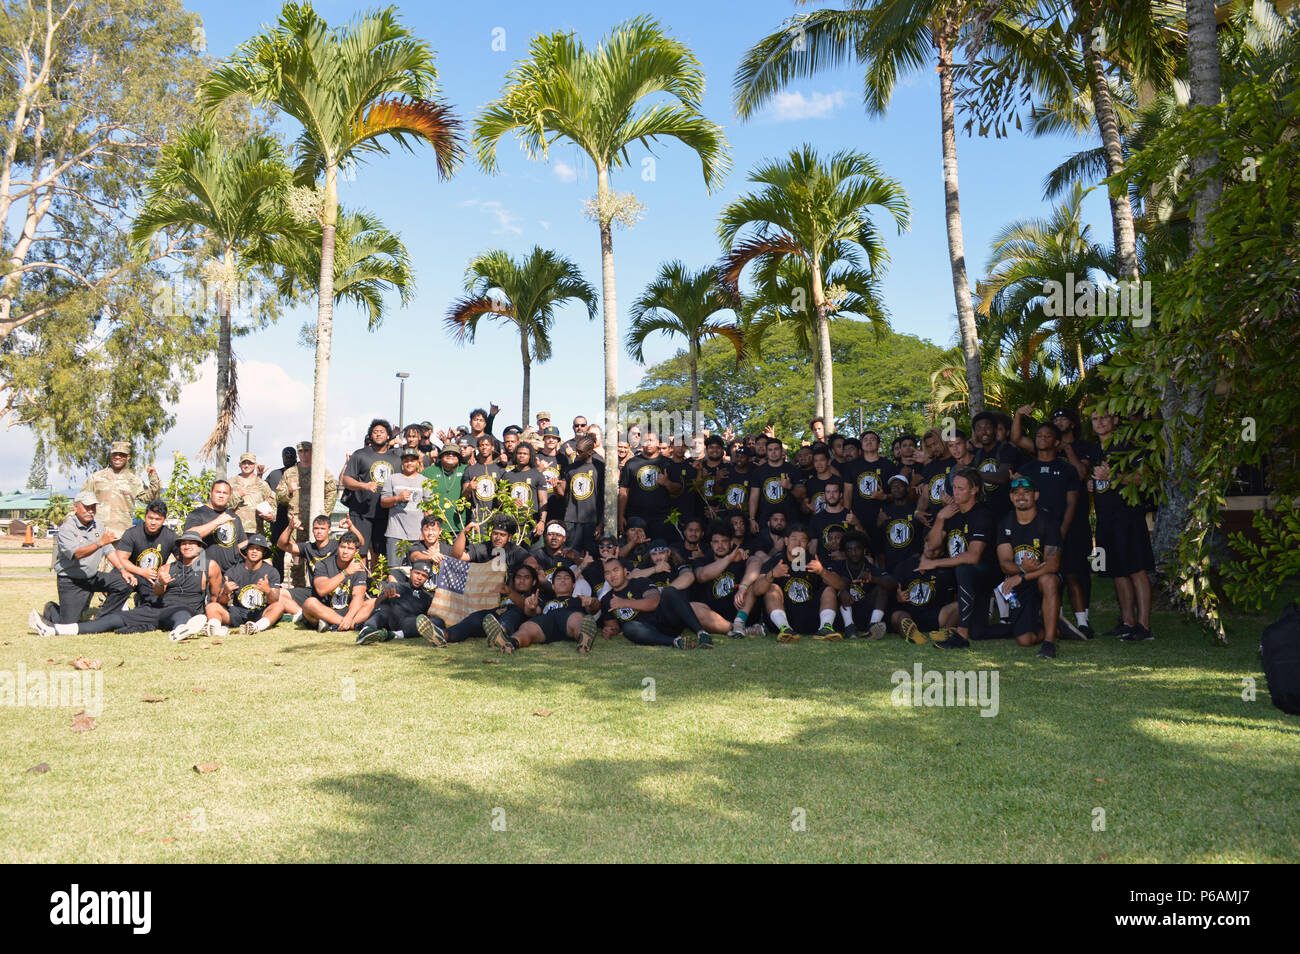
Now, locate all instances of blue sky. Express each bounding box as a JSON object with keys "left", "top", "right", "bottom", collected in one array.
[{"left": 6, "top": 0, "right": 1113, "bottom": 491}]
